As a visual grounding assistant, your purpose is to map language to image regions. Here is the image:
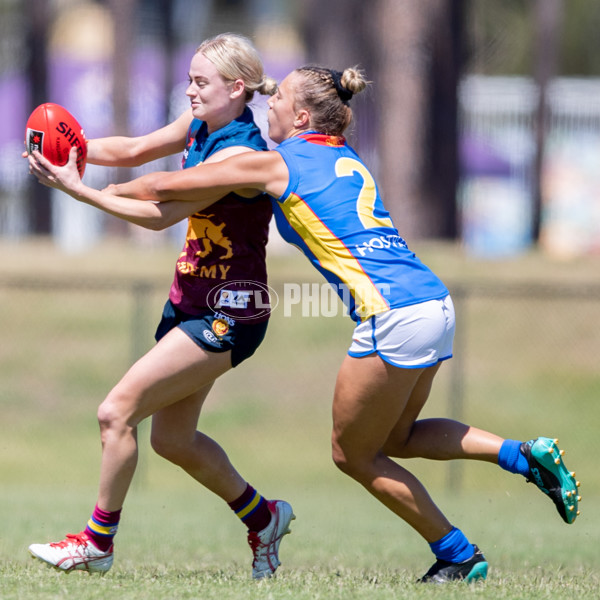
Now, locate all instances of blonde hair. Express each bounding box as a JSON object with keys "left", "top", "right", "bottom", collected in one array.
[
  {"left": 196, "top": 33, "right": 277, "bottom": 102},
  {"left": 292, "top": 66, "right": 368, "bottom": 135}
]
